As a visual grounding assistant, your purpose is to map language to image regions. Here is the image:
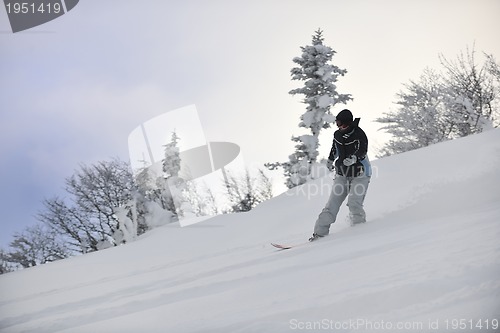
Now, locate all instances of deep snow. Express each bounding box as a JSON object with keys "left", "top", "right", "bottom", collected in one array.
[{"left": 1, "top": 130, "right": 500, "bottom": 333}]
